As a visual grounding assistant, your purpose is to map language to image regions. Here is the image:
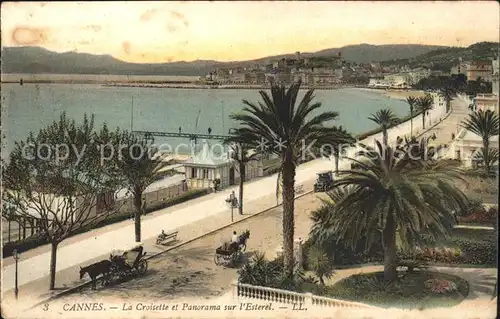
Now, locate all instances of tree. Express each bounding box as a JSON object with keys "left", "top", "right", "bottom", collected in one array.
[
  {"left": 439, "top": 84, "right": 456, "bottom": 113},
  {"left": 227, "top": 142, "right": 260, "bottom": 215},
  {"left": 461, "top": 110, "right": 500, "bottom": 174},
  {"left": 112, "top": 130, "right": 175, "bottom": 242},
  {"left": 417, "top": 94, "right": 434, "bottom": 129},
  {"left": 406, "top": 96, "right": 418, "bottom": 138},
  {"left": 472, "top": 147, "right": 499, "bottom": 171},
  {"left": 314, "top": 138, "right": 469, "bottom": 282},
  {"left": 2, "top": 113, "right": 120, "bottom": 290},
  {"left": 330, "top": 126, "right": 355, "bottom": 174},
  {"left": 228, "top": 81, "right": 346, "bottom": 276},
  {"left": 368, "top": 109, "right": 399, "bottom": 148}
]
